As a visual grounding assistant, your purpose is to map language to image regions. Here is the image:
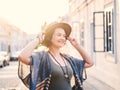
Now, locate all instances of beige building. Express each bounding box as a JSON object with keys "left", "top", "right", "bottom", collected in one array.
[
  {"left": 0, "top": 19, "right": 27, "bottom": 59},
  {"left": 0, "top": 19, "right": 12, "bottom": 52},
  {"left": 65, "top": 0, "right": 120, "bottom": 90}
]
